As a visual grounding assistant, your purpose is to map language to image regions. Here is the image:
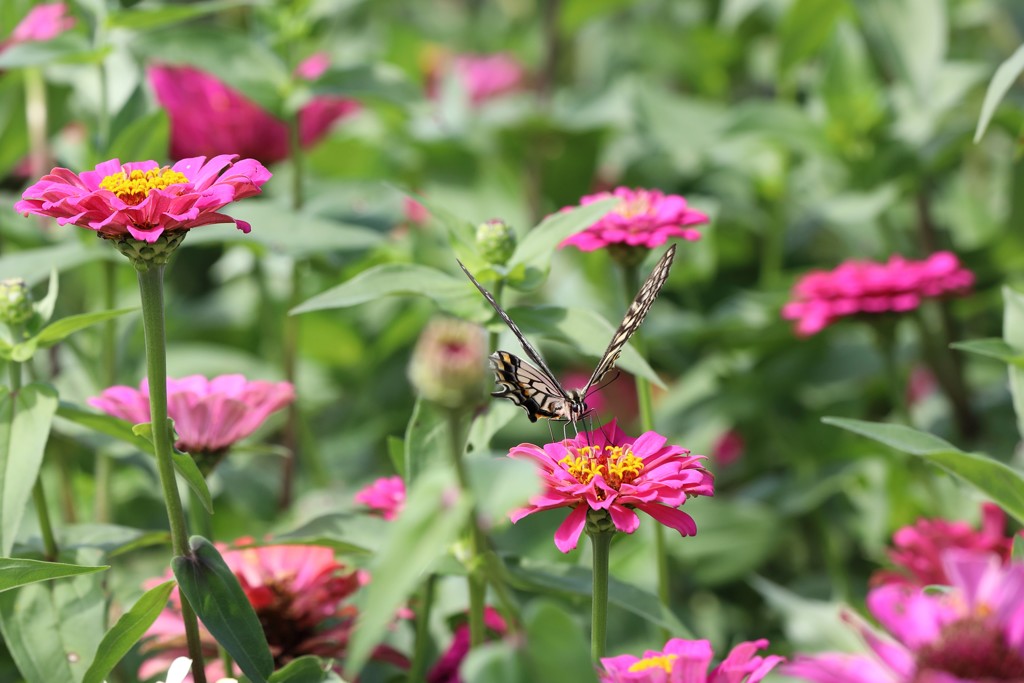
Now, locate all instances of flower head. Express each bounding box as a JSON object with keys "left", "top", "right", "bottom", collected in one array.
[
  {"left": 148, "top": 56, "right": 359, "bottom": 166},
  {"left": 785, "top": 550, "right": 1024, "bottom": 683},
  {"left": 599, "top": 638, "right": 783, "bottom": 683},
  {"left": 559, "top": 187, "right": 709, "bottom": 255},
  {"left": 711, "top": 430, "right": 744, "bottom": 468},
  {"left": 475, "top": 219, "right": 517, "bottom": 266},
  {"left": 141, "top": 542, "right": 405, "bottom": 681},
  {"left": 3, "top": 3, "right": 74, "bottom": 48},
  {"left": 781, "top": 252, "right": 974, "bottom": 337},
  {"left": 15, "top": 155, "right": 270, "bottom": 244},
  {"left": 426, "top": 51, "right": 525, "bottom": 105},
  {"left": 354, "top": 476, "right": 406, "bottom": 521},
  {"left": 508, "top": 420, "right": 713, "bottom": 552},
  {"left": 89, "top": 374, "right": 293, "bottom": 473},
  {"left": 872, "top": 503, "right": 1014, "bottom": 588},
  {"left": 408, "top": 317, "right": 488, "bottom": 410}
]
